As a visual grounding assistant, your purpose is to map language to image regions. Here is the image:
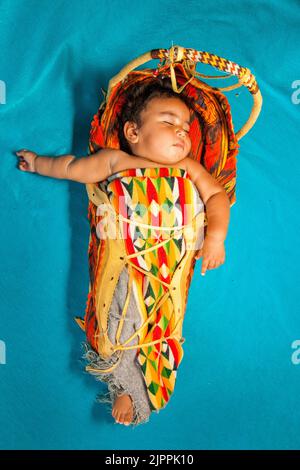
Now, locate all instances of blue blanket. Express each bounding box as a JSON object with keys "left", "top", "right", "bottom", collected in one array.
[{"left": 0, "top": 0, "right": 299, "bottom": 450}]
